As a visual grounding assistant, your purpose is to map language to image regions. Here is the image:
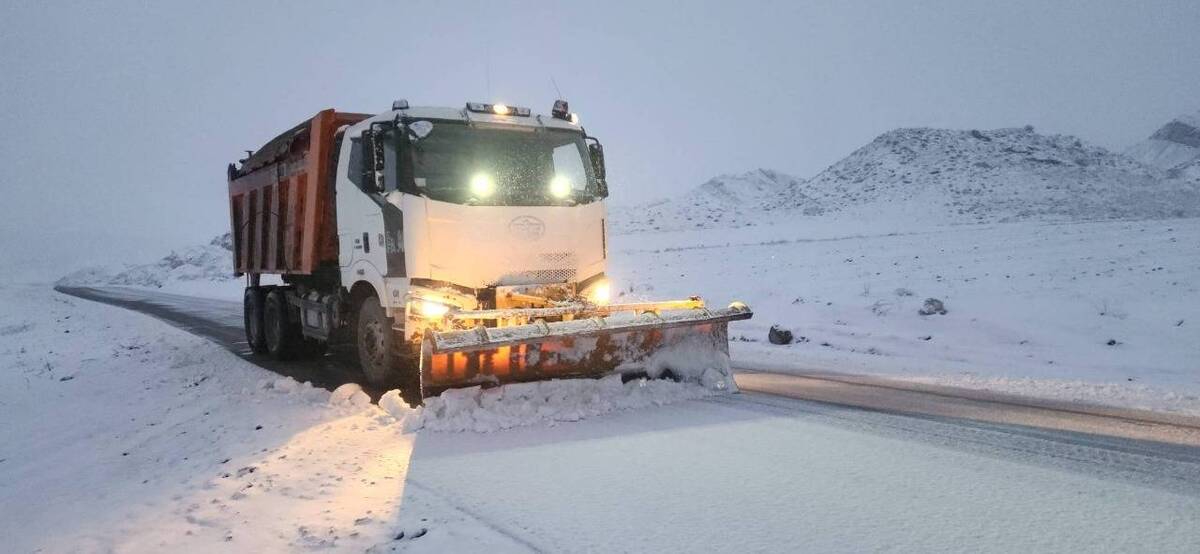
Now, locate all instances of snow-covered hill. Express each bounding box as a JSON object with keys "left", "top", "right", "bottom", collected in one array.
[
  {"left": 1127, "top": 110, "right": 1200, "bottom": 181},
  {"left": 608, "top": 169, "right": 811, "bottom": 233},
  {"left": 611, "top": 125, "right": 1200, "bottom": 233},
  {"left": 801, "top": 126, "right": 1200, "bottom": 222},
  {"left": 57, "top": 233, "right": 239, "bottom": 295}
]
